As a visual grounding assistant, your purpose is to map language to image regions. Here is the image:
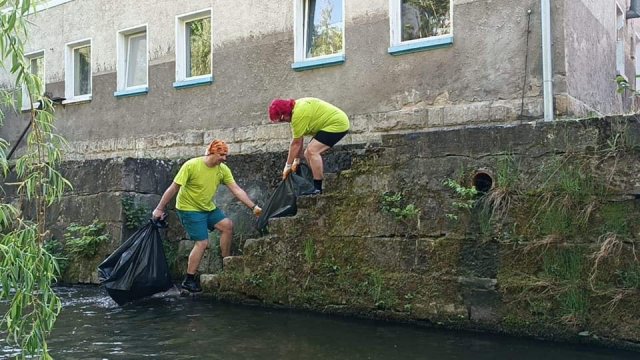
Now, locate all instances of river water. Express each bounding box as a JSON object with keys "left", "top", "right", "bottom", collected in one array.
[{"left": 0, "top": 286, "right": 637, "bottom": 359}]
